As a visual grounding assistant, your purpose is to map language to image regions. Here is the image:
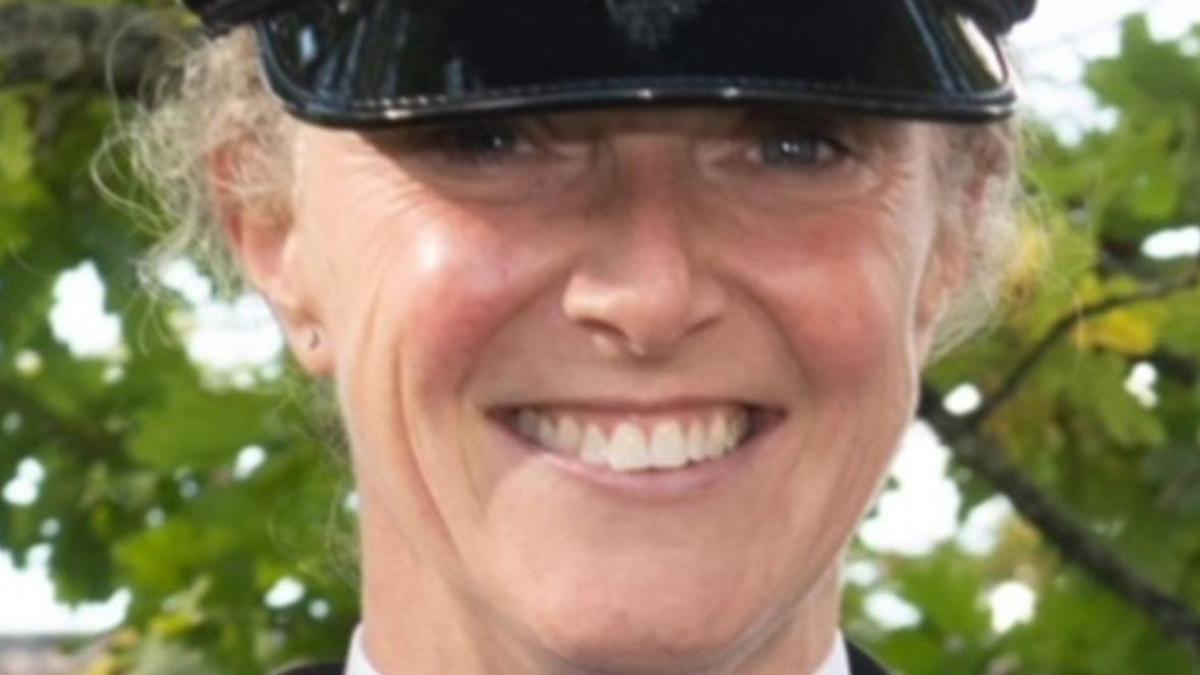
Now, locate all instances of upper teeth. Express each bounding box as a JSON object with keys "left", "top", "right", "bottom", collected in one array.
[{"left": 512, "top": 408, "right": 749, "bottom": 472}]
